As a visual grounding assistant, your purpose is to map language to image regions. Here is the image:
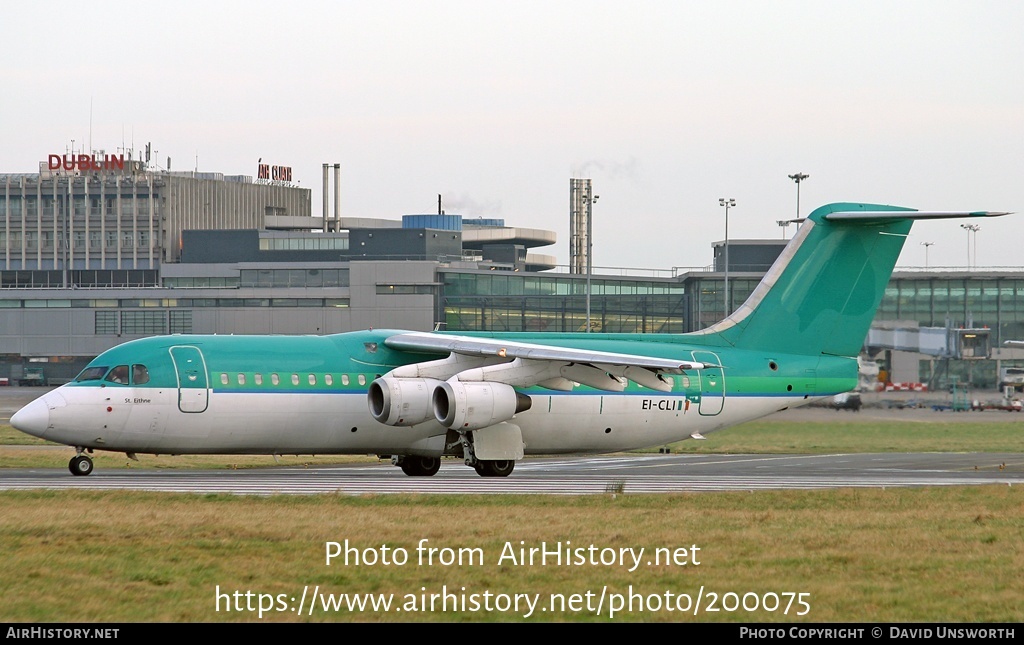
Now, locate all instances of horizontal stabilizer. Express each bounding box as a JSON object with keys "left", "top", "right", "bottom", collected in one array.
[{"left": 824, "top": 210, "right": 1010, "bottom": 222}]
